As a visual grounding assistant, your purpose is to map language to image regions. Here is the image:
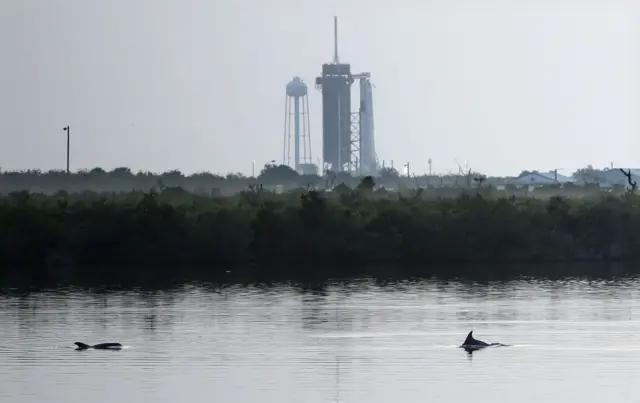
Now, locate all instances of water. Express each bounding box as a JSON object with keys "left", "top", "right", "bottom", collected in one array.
[{"left": 2, "top": 278, "right": 640, "bottom": 402}]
